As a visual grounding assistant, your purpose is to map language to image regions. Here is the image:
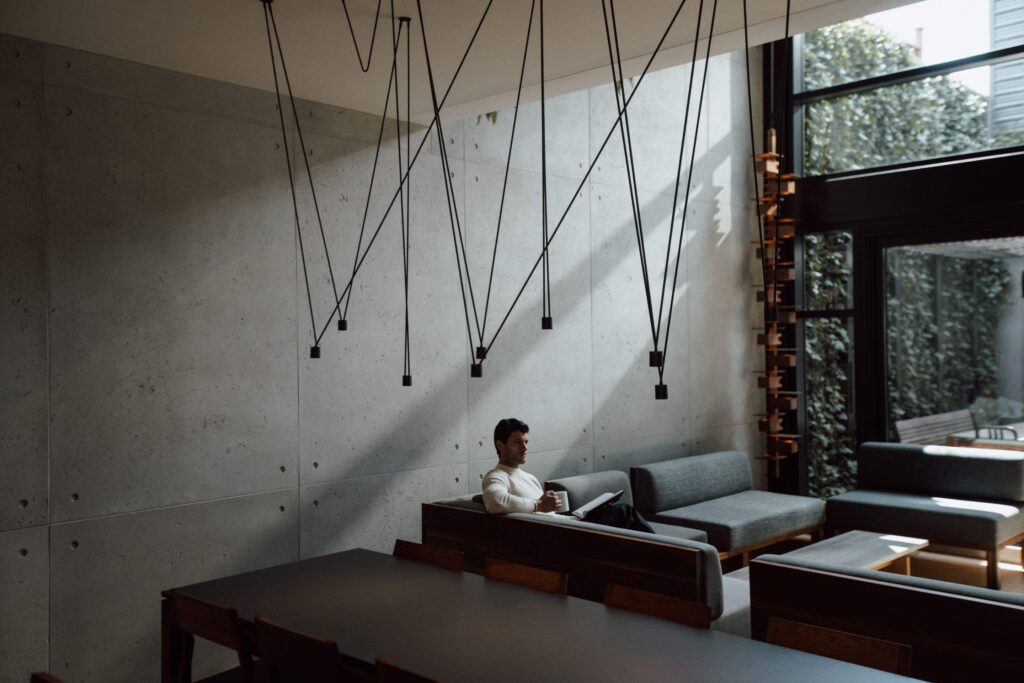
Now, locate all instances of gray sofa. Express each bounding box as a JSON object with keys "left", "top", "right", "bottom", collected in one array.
[
  {"left": 630, "top": 451, "right": 825, "bottom": 559},
  {"left": 421, "top": 495, "right": 751, "bottom": 636},
  {"left": 826, "top": 441, "right": 1024, "bottom": 588},
  {"left": 750, "top": 553, "right": 1024, "bottom": 679}
]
